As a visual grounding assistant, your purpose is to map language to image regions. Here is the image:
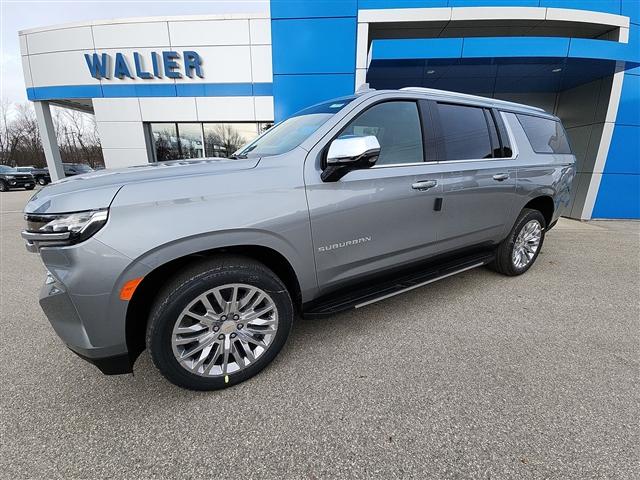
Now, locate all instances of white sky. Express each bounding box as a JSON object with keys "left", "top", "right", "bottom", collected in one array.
[{"left": 0, "top": 0, "right": 268, "bottom": 104}]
